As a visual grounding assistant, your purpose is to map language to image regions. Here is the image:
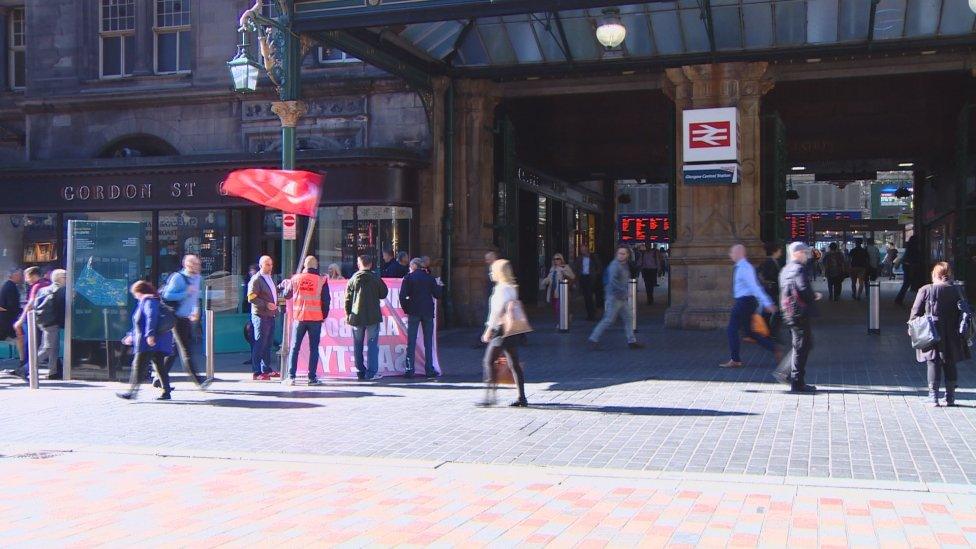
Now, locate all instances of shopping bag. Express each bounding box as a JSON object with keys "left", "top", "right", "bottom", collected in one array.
[
  {"left": 493, "top": 355, "right": 515, "bottom": 385},
  {"left": 907, "top": 290, "right": 940, "bottom": 350},
  {"left": 751, "top": 313, "right": 771, "bottom": 338}
]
